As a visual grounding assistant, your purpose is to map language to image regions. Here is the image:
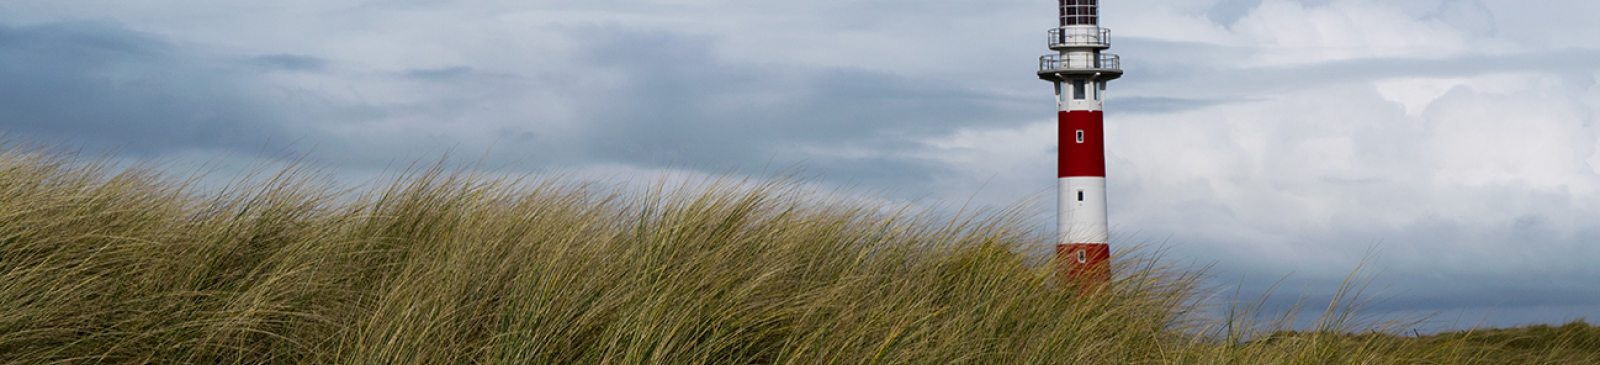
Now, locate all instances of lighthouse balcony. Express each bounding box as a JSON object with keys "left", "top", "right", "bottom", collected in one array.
[
  {"left": 1047, "top": 27, "right": 1111, "bottom": 49},
  {"left": 1038, "top": 53, "right": 1122, "bottom": 80}
]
